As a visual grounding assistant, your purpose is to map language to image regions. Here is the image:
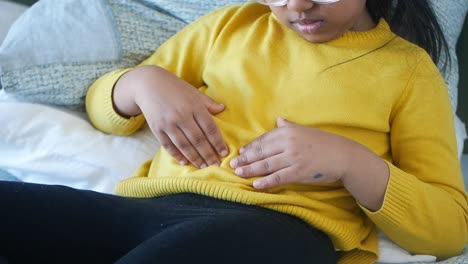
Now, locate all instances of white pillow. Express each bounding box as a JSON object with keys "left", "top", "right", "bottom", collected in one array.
[{"left": 0, "top": 100, "right": 160, "bottom": 193}]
